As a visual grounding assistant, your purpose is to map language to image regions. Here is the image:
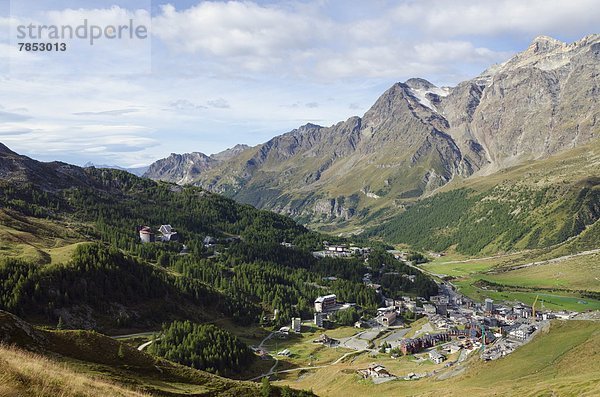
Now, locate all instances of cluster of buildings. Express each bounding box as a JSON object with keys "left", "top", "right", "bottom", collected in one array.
[
  {"left": 137, "top": 224, "right": 179, "bottom": 243},
  {"left": 398, "top": 332, "right": 451, "bottom": 355},
  {"left": 312, "top": 294, "right": 357, "bottom": 327},
  {"left": 312, "top": 242, "right": 371, "bottom": 258},
  {"left": 370, "top": 296, "right": 422, "bottom": 327},
  {"left": 411, "top": 282, "right": 579, "bottom": 361}
]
